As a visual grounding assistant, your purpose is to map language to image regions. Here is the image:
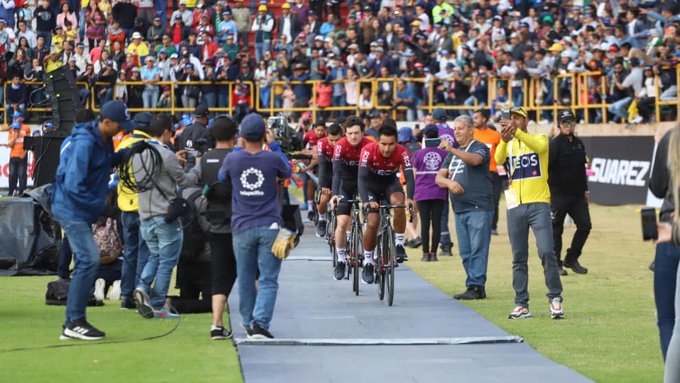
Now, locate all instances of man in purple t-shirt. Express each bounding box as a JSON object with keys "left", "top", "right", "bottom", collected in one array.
[
  {"left": 432, "top": 108, "right": 458, "bottom": 257},
  {"left": 218, "top": 113, "right": 292, "bottom": 340},
  {"left": 412, "top": 125, "right": 448, "bottom": 262}
]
